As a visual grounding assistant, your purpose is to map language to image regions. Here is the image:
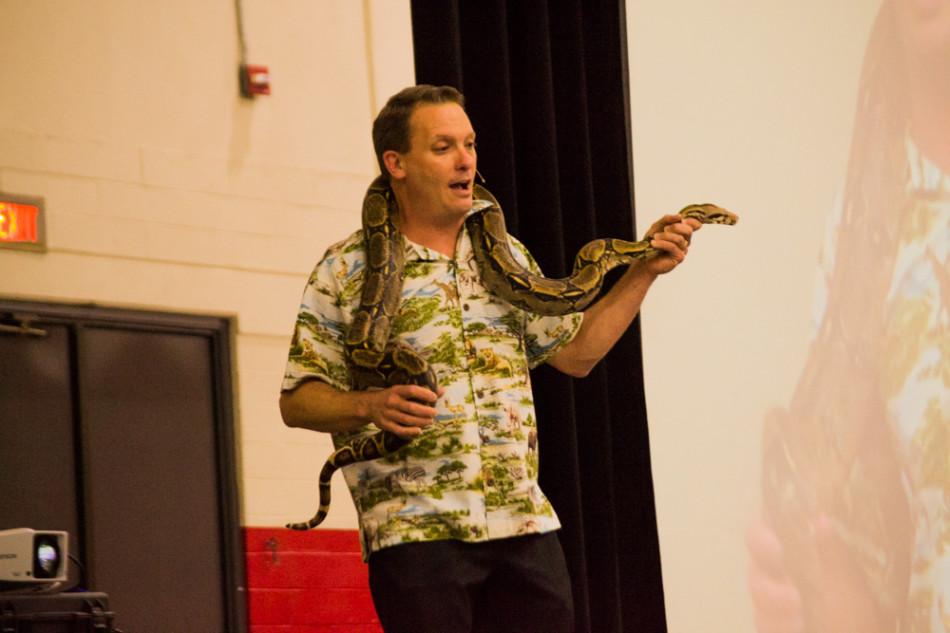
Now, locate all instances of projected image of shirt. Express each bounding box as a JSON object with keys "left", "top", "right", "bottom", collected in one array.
[{"left": 758, "top": 1, "right": 950, "bottom": 630}]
